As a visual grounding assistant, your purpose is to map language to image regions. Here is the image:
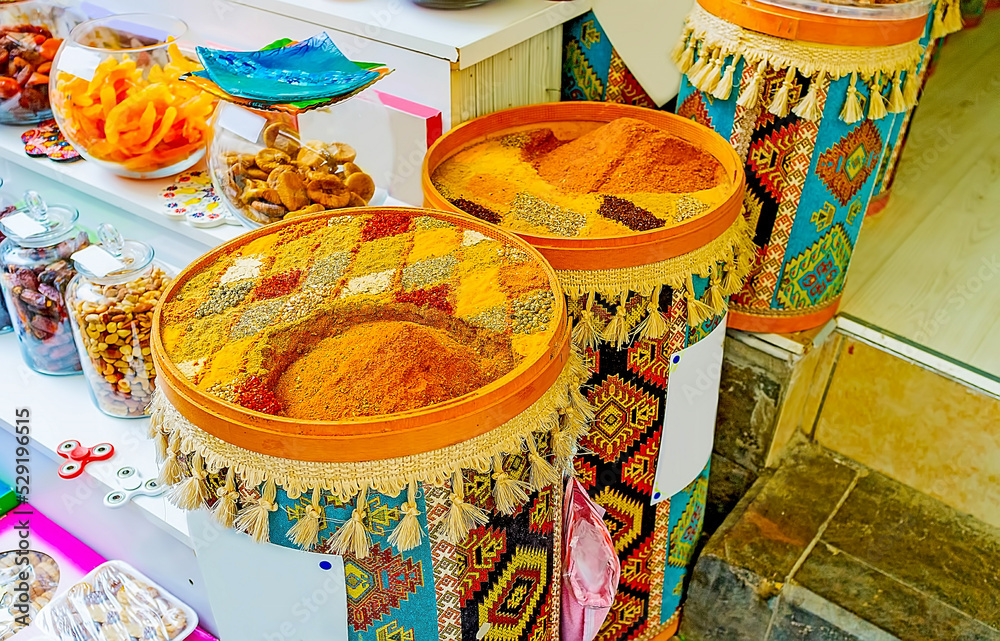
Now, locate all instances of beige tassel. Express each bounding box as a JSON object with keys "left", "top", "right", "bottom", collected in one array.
[
  {"left": 288, "top": 487, "right": 324, "bottom": 550},
  {"left": 902, "top": 66, "right": 920, "bottom": 108},
  {"left": 671, "top": 29, "right": 691, "bottom": 67},
  {"left": 158, "top": 438, "right": 183, "bottom": 487},
  {"left": 569, "top": 386, "right": 595, "bottom": 424},
  {"left": 700, "top": 54, "right": 724, "bottom": 94},
  {"left": 736, "top": 60, "right": 767, "bottom": 109},
  {"left": 602, "top": 292, "right": 631, "bottom": 349},
  {"left": 153, "top": 429, "right": 169, "bottom": 463},
  {"left": 211, "top": 467, "right": 239, "bottom": 528},
  {"left": 791, "top": 71, "right": 824, "bottom": 121},
  {"left": 707, "top": 267, "right": 726, "bottom": 314},
  {"left": 572, "top": 295, "right": 604, "bottom": 351},
  {"left": 168, "top": 452, "right": 208, "bottom": 510},
  {"left": 931, "top": 0, "right": 948, "bottom": 38},
  {"left": 840, "top": 73, "right": 864, "bottom": 124},
  {"left": 330, "top": 487, "right": 371, "bottom": 558},
  {"left": 446, "top": 471, "right": 488, "bottom": 544},
  {"left": 721, "top": 264, "right": 742, "bottom": 296},
  {"left": 525, "top": 435, "right": 560, "bottom": 491},
  {"left": 234, "top": 479, "right": 278, "bottom": 544},
  {"left": 767, "top": 67, "right": 796, "bottom": 118},
  {"left": 685, "top": 275, "right": 713, "bottom": 326},
  {"left": 943, "top": 0, "right": 963, "bottom": 34},
  {"left": 887, "top": 71, "right": 906, "bottom": 113},
  {"left": 551, "top": 423, "right": 575, "bottom": 464},
  {"left": 678, "top": 39, "right": 696, "bottom": 75},
  {"left": 636, "top": 285, "right": 669, "bottom": 341},
  {"left": 388, "top": 483, "right": 423, "bottom": 552},
  {"left": 712, "top": 54, "right": 738, "bottom": 100},
  {"left": 687, "top": 47, "right": 713, "bottom": 88},
  {"left": 492, "top": 455, "right": 532, "bottom": 515},
  {"left": 867, "top": 75, "right": 887, "bottom": 120}
]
